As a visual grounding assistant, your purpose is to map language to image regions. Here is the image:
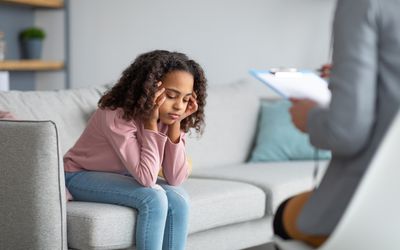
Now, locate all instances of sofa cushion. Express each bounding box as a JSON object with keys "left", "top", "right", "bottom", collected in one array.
[
  {"left": 67, "top": 202, "right": 136, "bottom": 250},
  {"left": 66, "top": 178, "right": 265, "bottom": 249},
  {"left": 0, "top": 85, "right": 107, "bottom": 154},
  {"left": 250, "top": 100, "right": 331, "bottom": 162},
  {"left": 191, "top": 161, "right": 329, "bottom": 215},
  {"left": 185, "top": 80, "right": 272, "bottom": 169},
  {"left": 185, "top": 178, "right": 265, "bottom": 233}
]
